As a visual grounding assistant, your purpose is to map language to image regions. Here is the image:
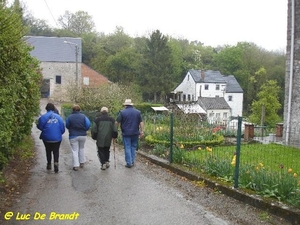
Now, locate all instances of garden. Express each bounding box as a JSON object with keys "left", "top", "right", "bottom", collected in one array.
[{"left": 140, "top": 111, "right": 300, "bottom": 209}]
